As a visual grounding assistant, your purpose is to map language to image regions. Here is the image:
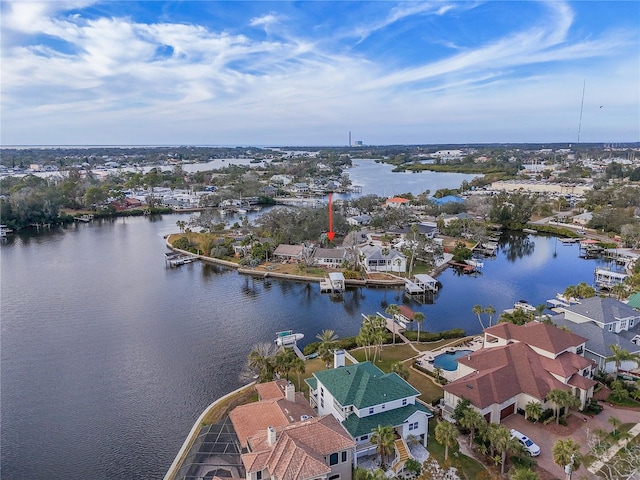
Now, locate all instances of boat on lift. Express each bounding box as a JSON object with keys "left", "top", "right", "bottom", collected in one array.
[{"left": 275, "top": 330, "right": 304, "bottom": 347}]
